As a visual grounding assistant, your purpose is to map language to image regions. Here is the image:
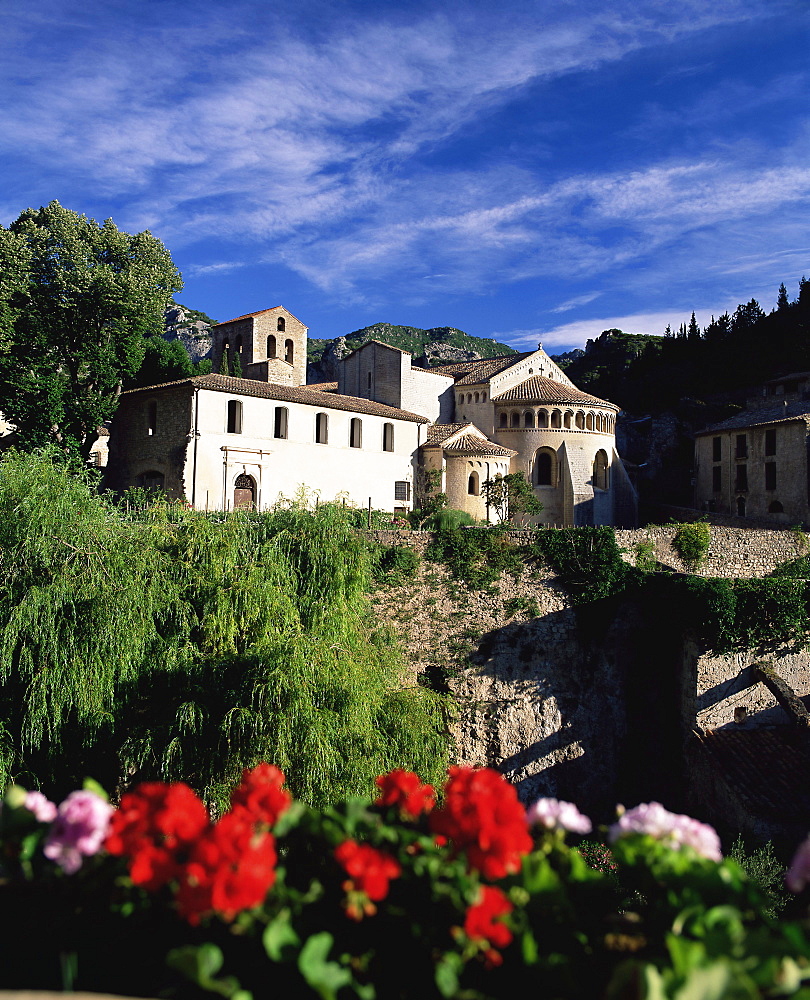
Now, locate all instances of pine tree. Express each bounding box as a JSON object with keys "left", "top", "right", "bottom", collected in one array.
[
  {"left": 231, "top": 350, "right": 243, "bottom": 378},
  {"left": 777, "top": 282, "right": 790, "bottom": 311},
  {"left": 218, "top": 348, "right": 230, "bottom": 375},
  {"left": 687, "top": 311, "right": 700, "bottom": 341}
]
